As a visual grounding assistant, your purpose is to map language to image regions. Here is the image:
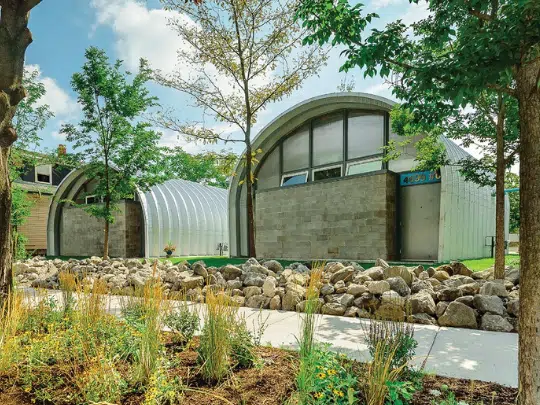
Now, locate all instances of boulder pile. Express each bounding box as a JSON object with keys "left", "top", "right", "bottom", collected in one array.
[{"left": 14, "top": 256, "right": 520, "bottom": 333}]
